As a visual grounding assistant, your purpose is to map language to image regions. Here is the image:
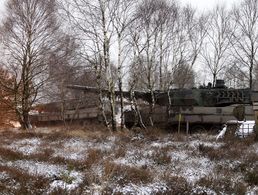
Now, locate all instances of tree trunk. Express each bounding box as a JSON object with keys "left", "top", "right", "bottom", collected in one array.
[
  {"left": 213, "top": 73, "right": 216, "bottom": 87},
  {"left": 166, "top": 88, "right": 172, "bottom": 123},
  {"left": 149, "top": 89, "right": 155, "bottom": 126},
  {"left": 118, "top": 34, "right": 124, "bottom": 130},
  {"left": 101, "top": 1, "right": 116, "bottom": 131},
  {"left": 20, "top": 110, "right": 31, "bottom": 130},
  {"left": 159, "top": 26, "right": 163, "bottom": 90},
  {"left": 109, "top": 87, "right": 117, "bottom": 131},
  {"left": 249, "top": 64, "right": 253, "bottom": 89},
  {"left": 118, "top": 79, "right": 124, "bottom": 130},
  {"left": 130, "top": 90, "right": 146, "bottom": 129}
]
